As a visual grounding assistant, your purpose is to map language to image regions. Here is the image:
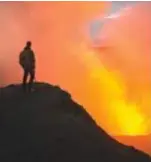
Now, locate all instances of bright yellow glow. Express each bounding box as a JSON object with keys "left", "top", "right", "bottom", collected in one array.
[
  {"left": 111, "top": 101, "right": 147, "bottom": 135},
  {"left": 73, "top": 42, "right": 150, "bottom": 135}
]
